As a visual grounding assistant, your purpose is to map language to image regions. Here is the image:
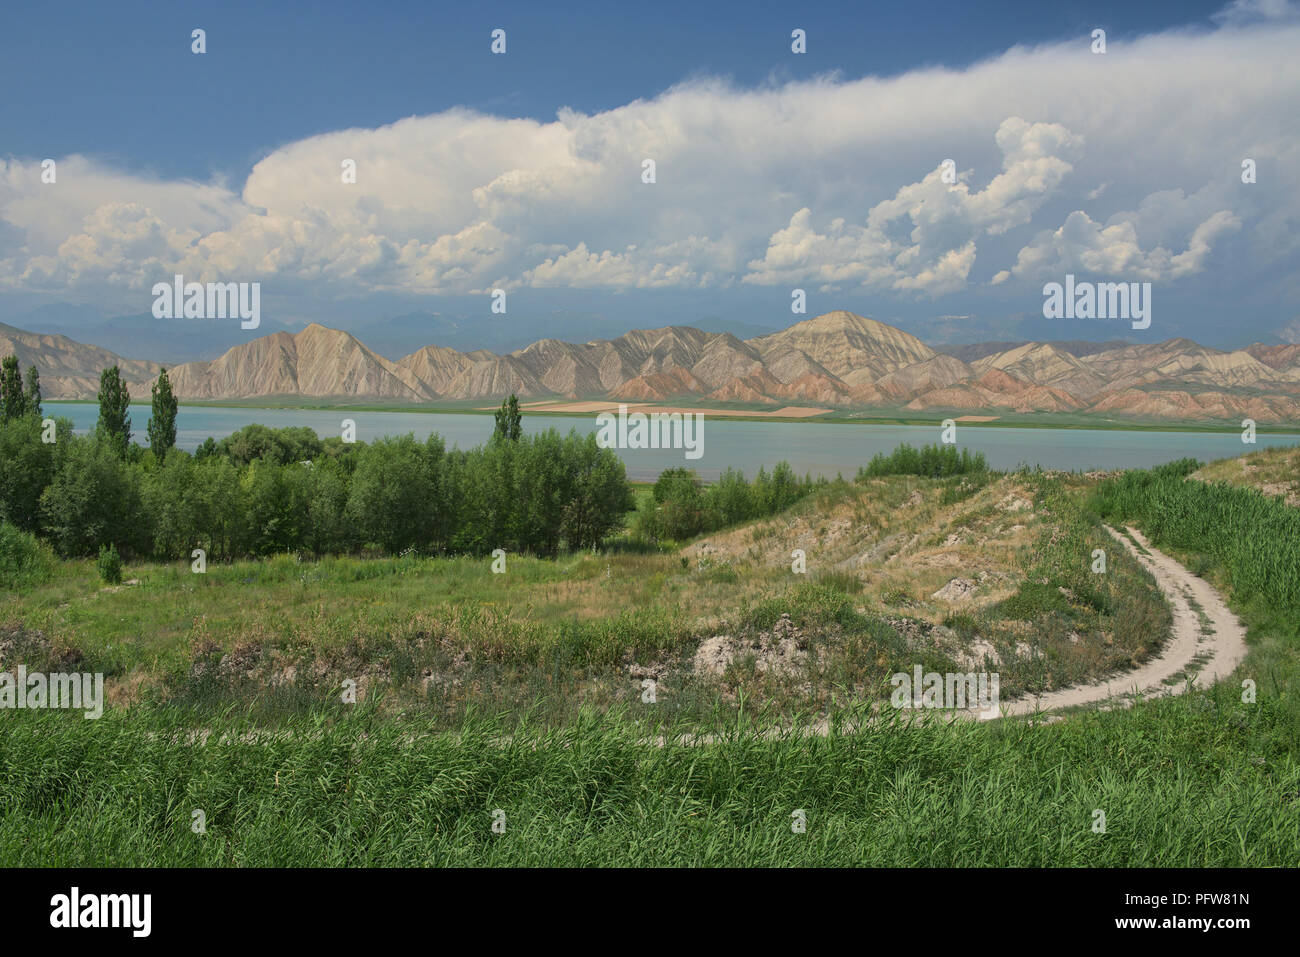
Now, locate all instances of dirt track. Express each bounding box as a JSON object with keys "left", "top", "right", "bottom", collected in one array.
[{"left": 982, "top": 525, "right": 1248, "bottom": 720}]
